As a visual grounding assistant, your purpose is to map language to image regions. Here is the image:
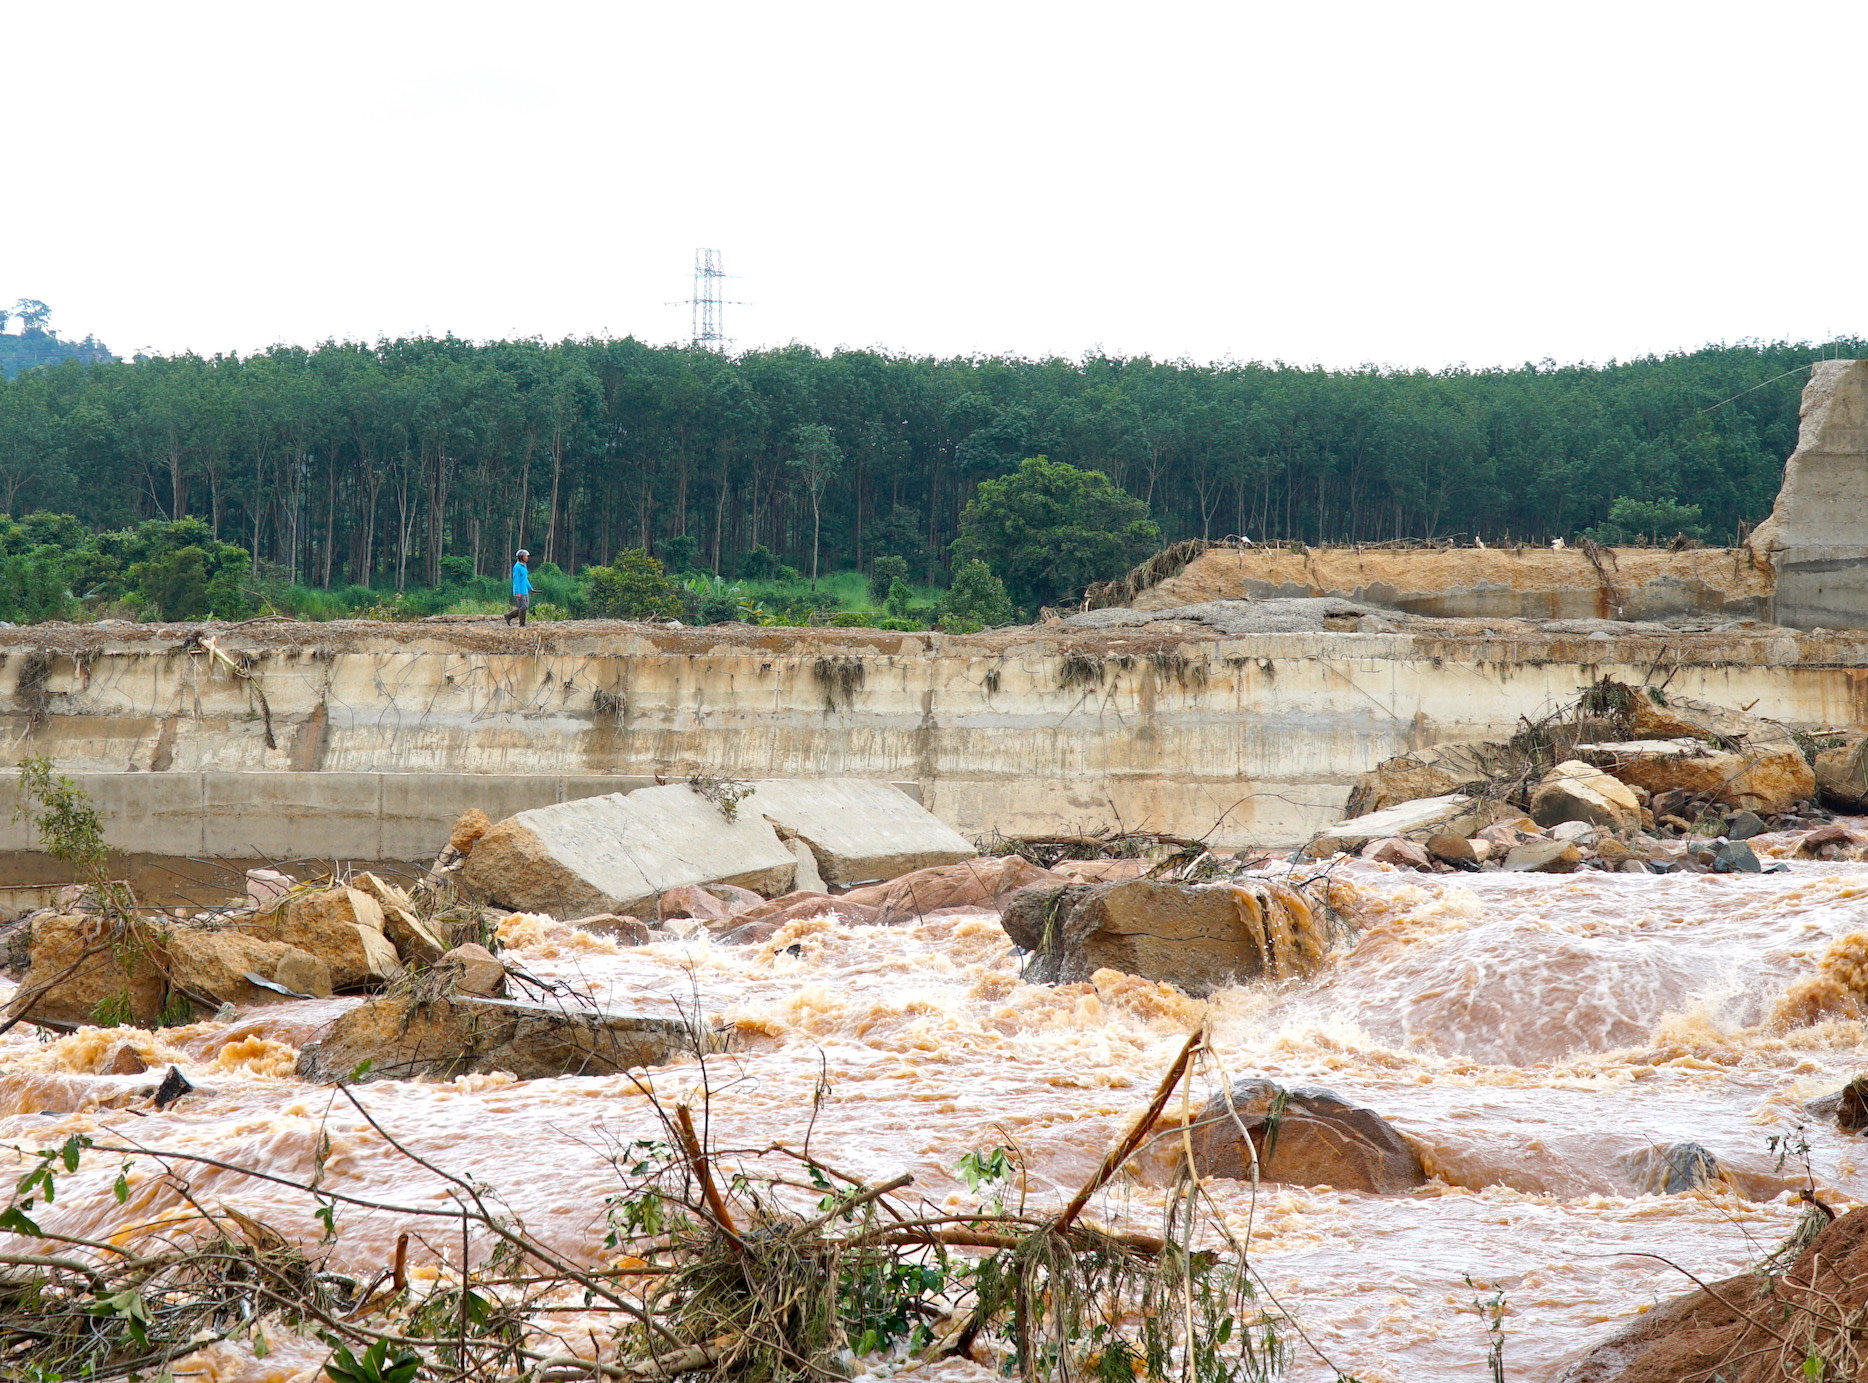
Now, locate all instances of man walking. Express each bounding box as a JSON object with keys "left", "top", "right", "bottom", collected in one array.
[{"left": 504, "top": 549, "right": 531, "bottom": 626}]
